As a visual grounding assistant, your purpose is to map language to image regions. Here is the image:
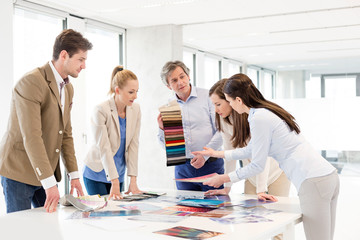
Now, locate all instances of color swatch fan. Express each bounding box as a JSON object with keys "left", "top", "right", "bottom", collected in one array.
[{"left": 159, "top": 100, "right": 186, "bottom": 166}]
